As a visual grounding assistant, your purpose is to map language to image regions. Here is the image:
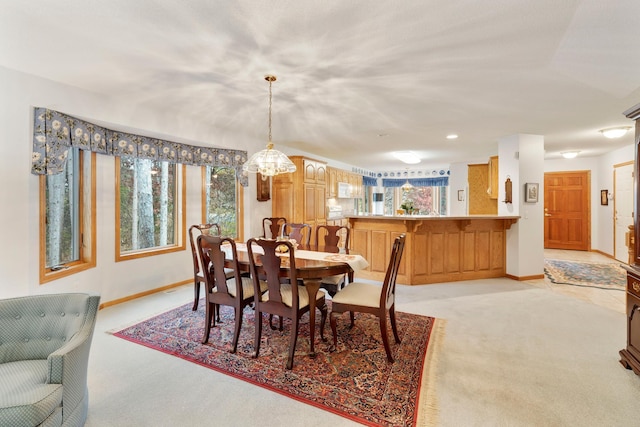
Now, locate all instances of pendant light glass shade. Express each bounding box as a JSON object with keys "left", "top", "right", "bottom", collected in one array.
[
  {"left": 242, "top": 75, "right": 296, "bottom": 177},
  {"left": 243, "top": 142, "right": 297, "bottom": 176},
  {"left": 401, "top": 180, "right": 413, "bottom": 190}
]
